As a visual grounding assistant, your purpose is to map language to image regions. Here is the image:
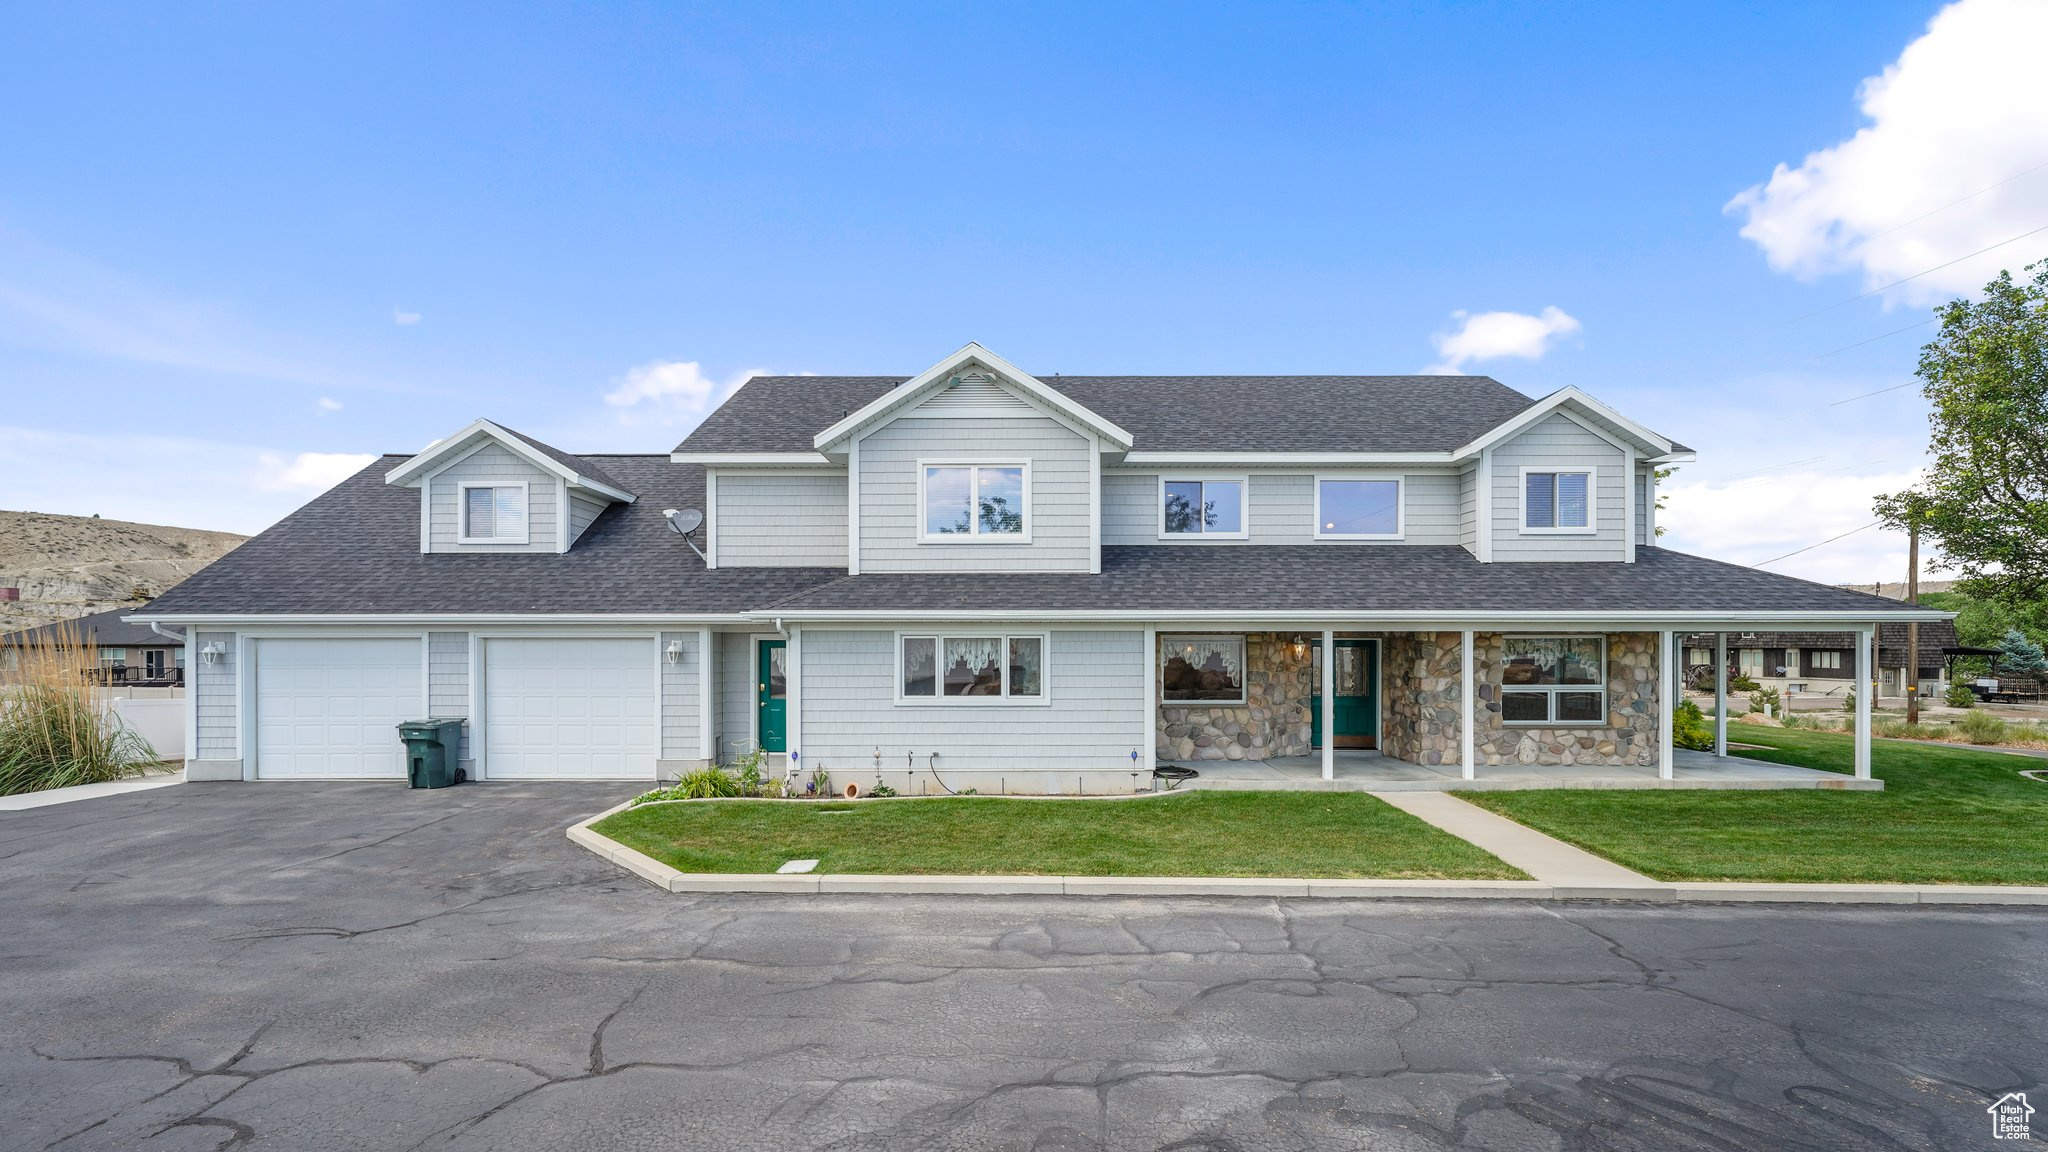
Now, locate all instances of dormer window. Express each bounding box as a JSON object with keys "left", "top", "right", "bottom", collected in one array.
[
  {"left": 919, "top": 462, "right": 1029, "bottom": 542},
  {"left": 460, "top": 482, "right": 529, "bottom": 544},
  {"left": 1522, "top": 469, "right": 1594, "bottom": 533}
]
